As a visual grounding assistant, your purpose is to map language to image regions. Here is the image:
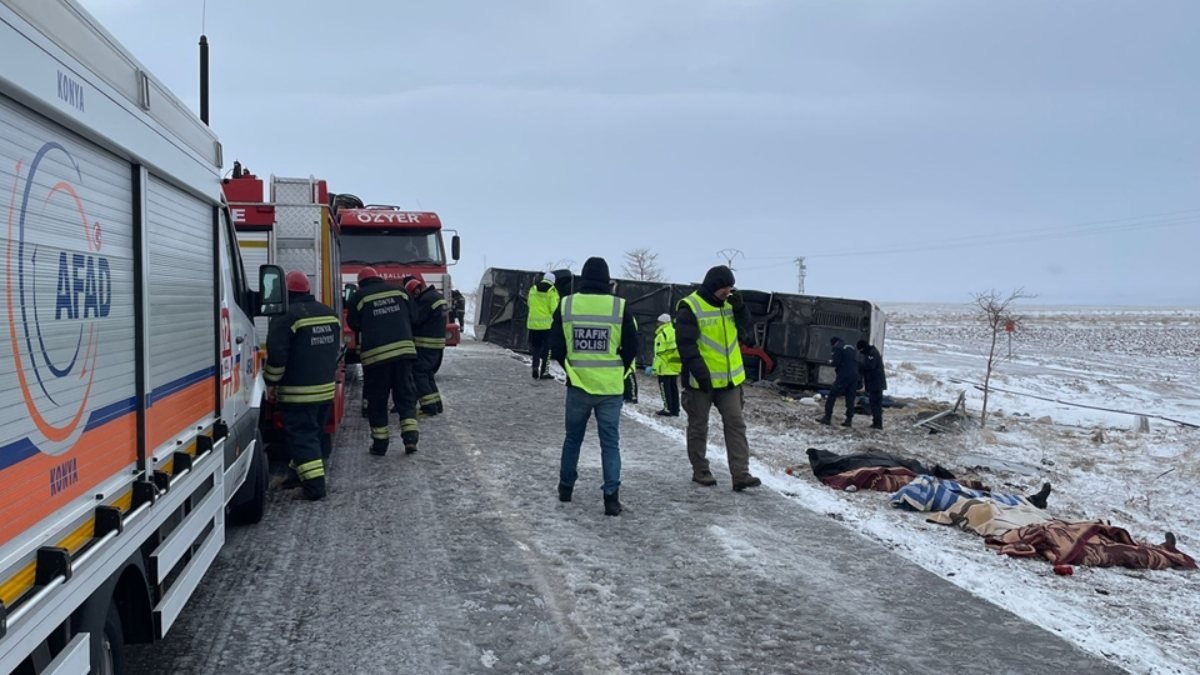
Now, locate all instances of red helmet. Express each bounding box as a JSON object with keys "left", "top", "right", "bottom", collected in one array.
[
  {"left": 404, "top": 277, "right": 425, "bottom": 296},
  {"left": 357, "top": 266, "right": 379, "bottom": 283},
  {"left": 285, "top": 270, "right": 310, "bottom": 293}
]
